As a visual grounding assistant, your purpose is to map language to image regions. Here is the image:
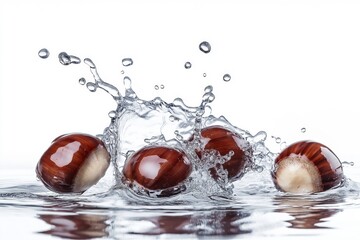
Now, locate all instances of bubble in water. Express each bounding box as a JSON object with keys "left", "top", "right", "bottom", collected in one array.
[
  {"left": 301, "top": 127, "right": 306, "bottom": 133},
  {"left": 78, "top": 77, "right": 86, "bottom": 85},
  {"left": 58, "top": 52, "right": 81, "bottom": 65},
  {"left": 203, "top": 73, "right": 207, "bottom": 77},
  {"left": 122, "top": 58, "right": 133, "bottom": 67},
  {"left": 38, "top": 48, "right": 49, "bottom": 59},
  {"left": 223, "top": 74, "right": 231, "bottom": 82},
  {"left": 154, "top": 85, "right": 159, "bottom": 90},
  {"left": 199, "top": 41, "right": 211, "bottom": 54},
  {"left": 184, "top": 62, "right": 192, "bottom": 69}
]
